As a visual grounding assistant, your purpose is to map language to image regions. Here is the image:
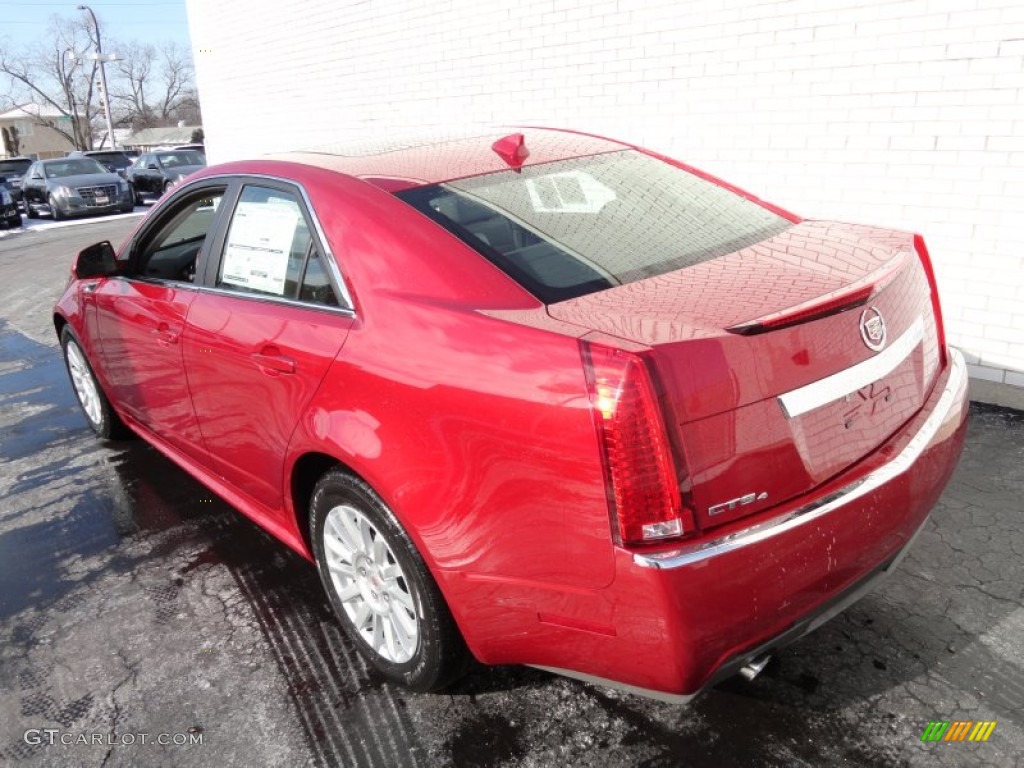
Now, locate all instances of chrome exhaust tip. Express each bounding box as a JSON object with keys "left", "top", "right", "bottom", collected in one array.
[{"left": 738, "top": 653, "right": 771, "bottom": 681}]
